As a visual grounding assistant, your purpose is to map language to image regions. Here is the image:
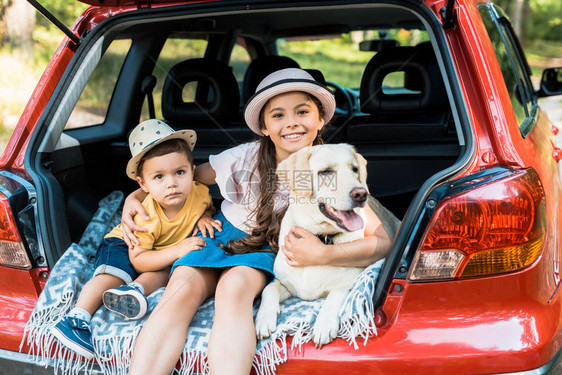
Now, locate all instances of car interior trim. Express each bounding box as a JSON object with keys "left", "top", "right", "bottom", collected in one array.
[{"left": 38, "top": 37, "right": 104, "bottom": 154}]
